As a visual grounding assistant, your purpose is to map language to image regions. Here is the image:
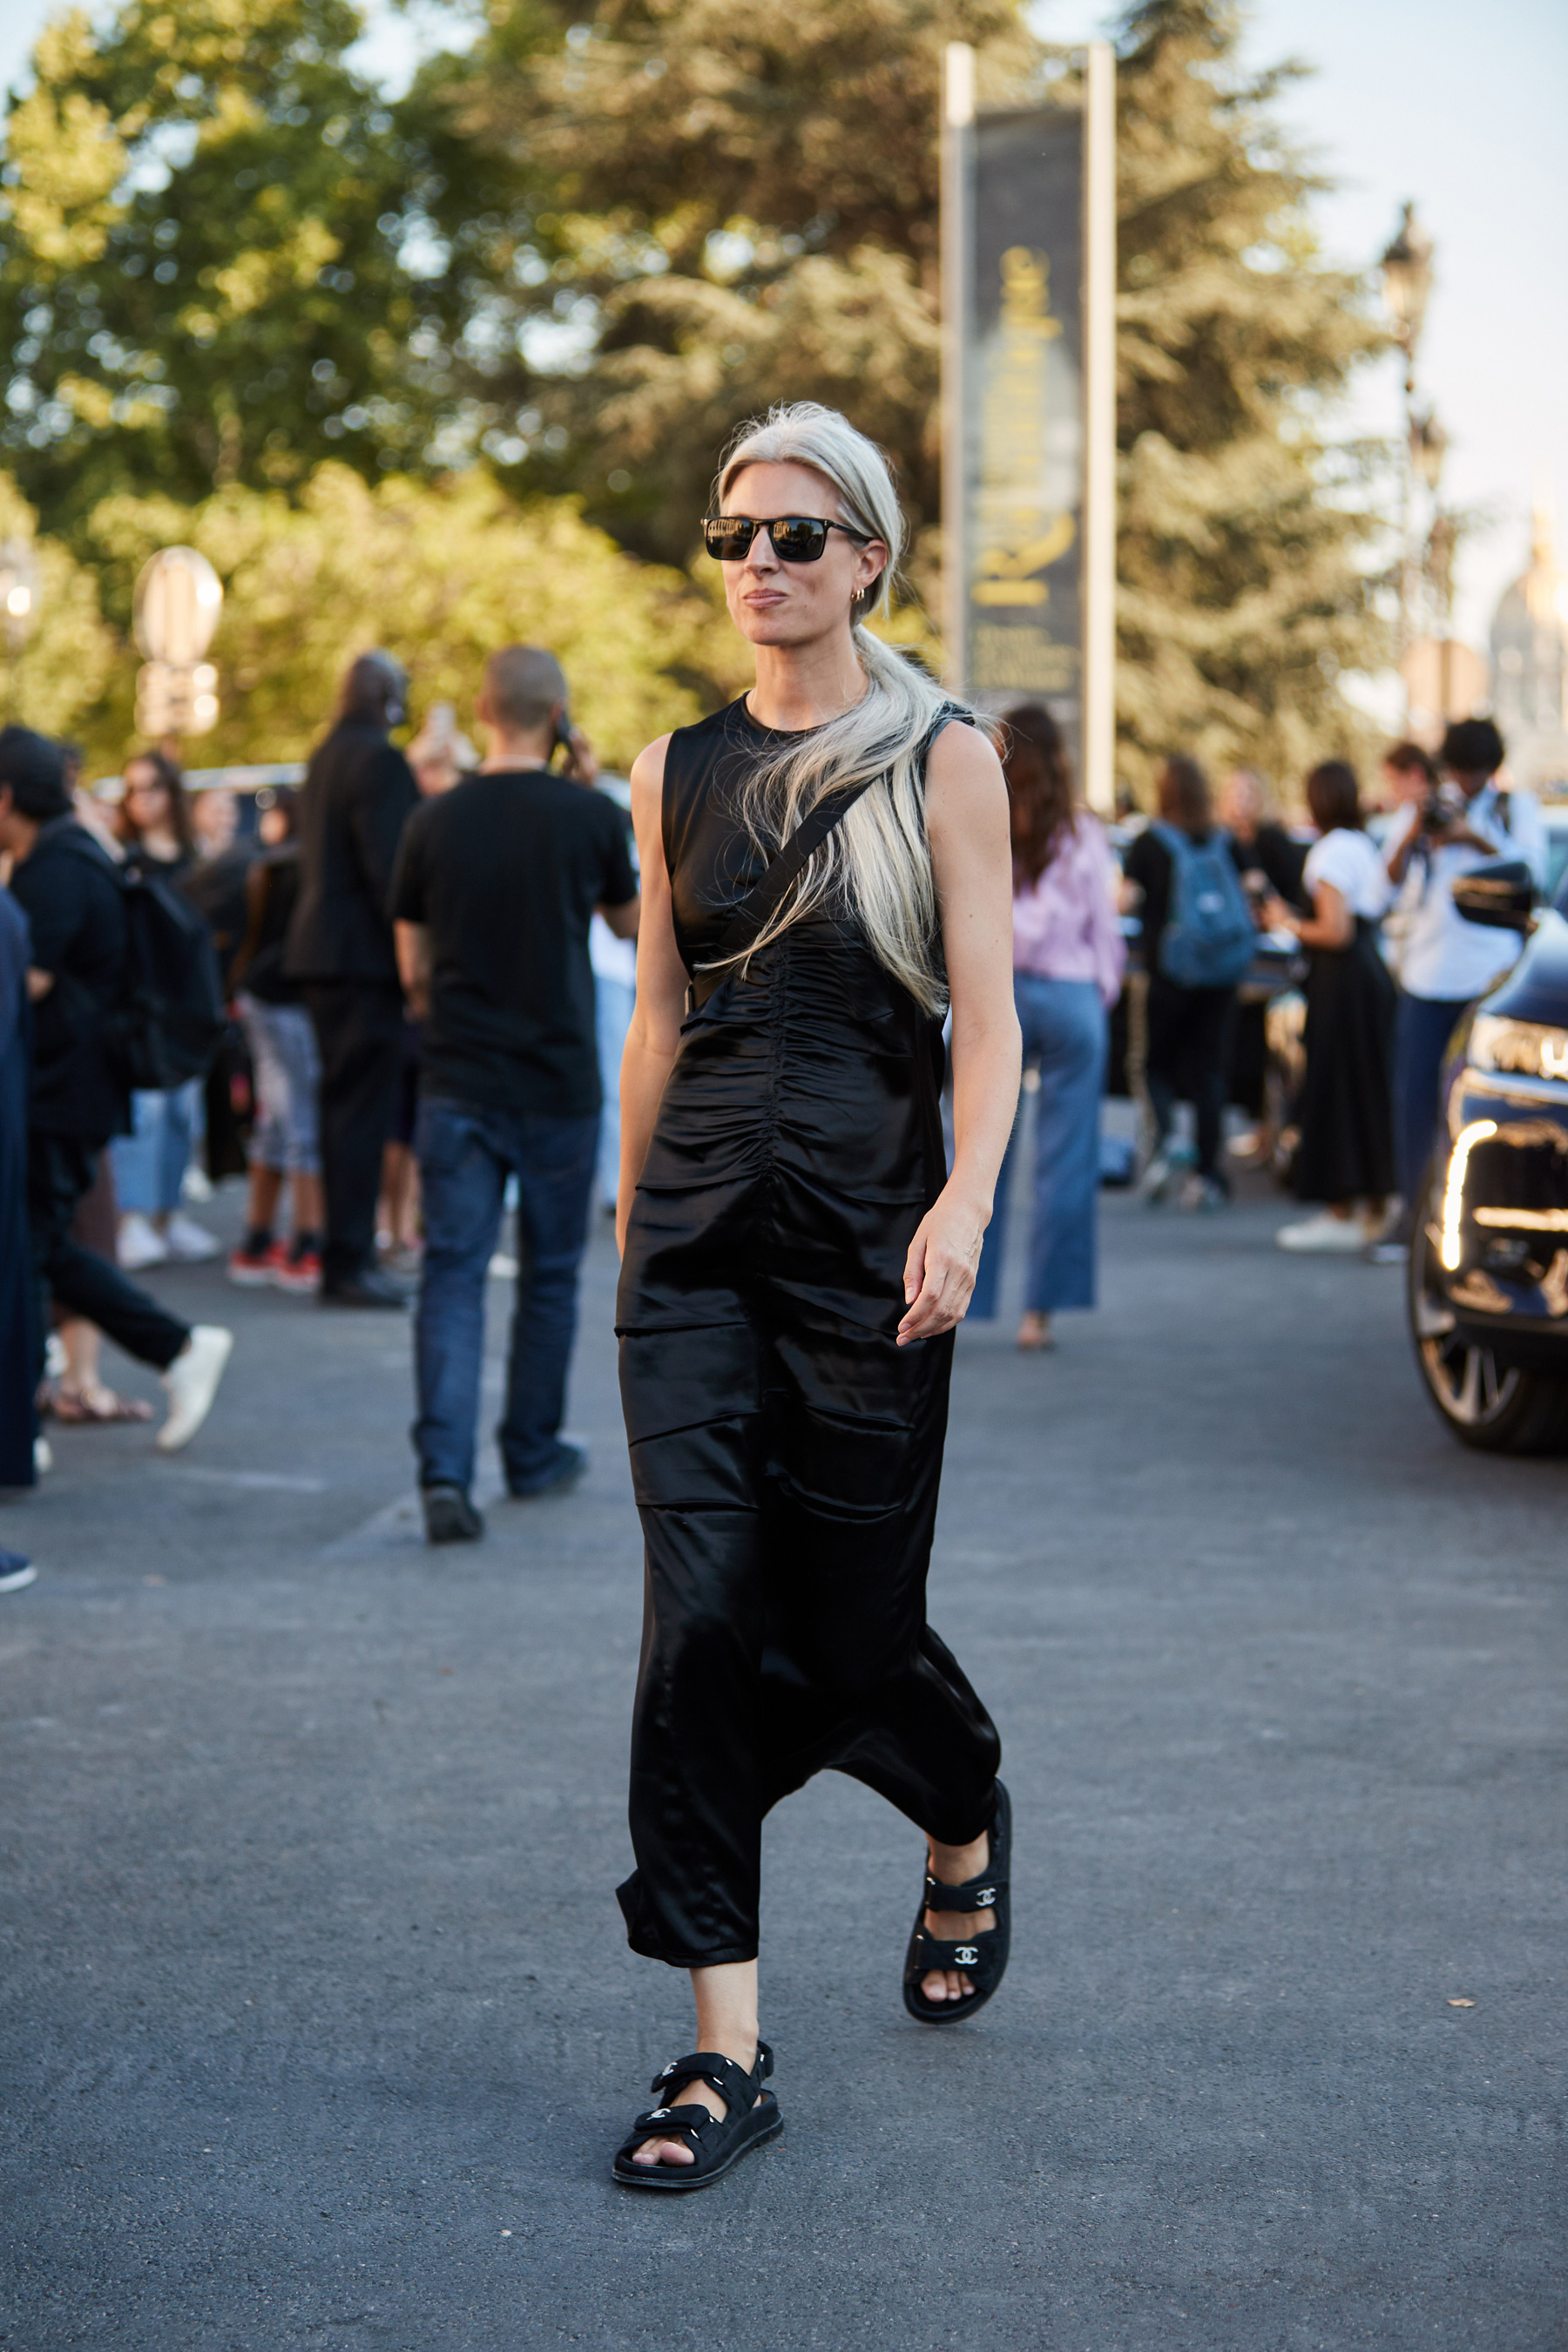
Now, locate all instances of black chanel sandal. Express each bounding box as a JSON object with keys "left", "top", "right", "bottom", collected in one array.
[
  {"left": 902, "top": 1780, "right": 1012, "bottom": 2025},
  {"left": 610, "top": 2043, "right": 781, "bottom": 2191}
]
